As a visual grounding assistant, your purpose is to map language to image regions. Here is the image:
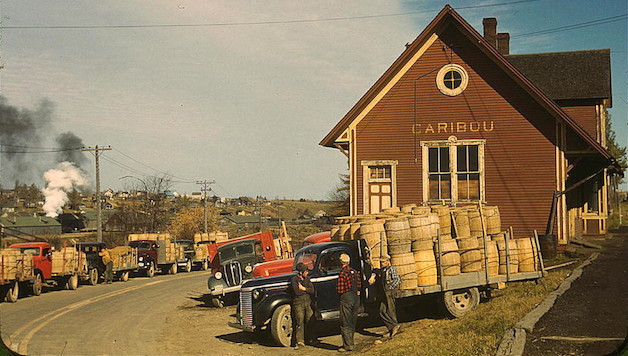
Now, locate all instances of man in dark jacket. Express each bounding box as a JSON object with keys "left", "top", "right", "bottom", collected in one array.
[
  {"left": 336, "top": 253, "right": 361, "bottom": 352},
  {"left": 368, "top": 254, "right": 401, "bottom": 338},
  {"left": 98, "top": 248, "right": 113, "bottom": 284},
  {"left": 291, "top": 262, "right": 315, "bottom": 349}
]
